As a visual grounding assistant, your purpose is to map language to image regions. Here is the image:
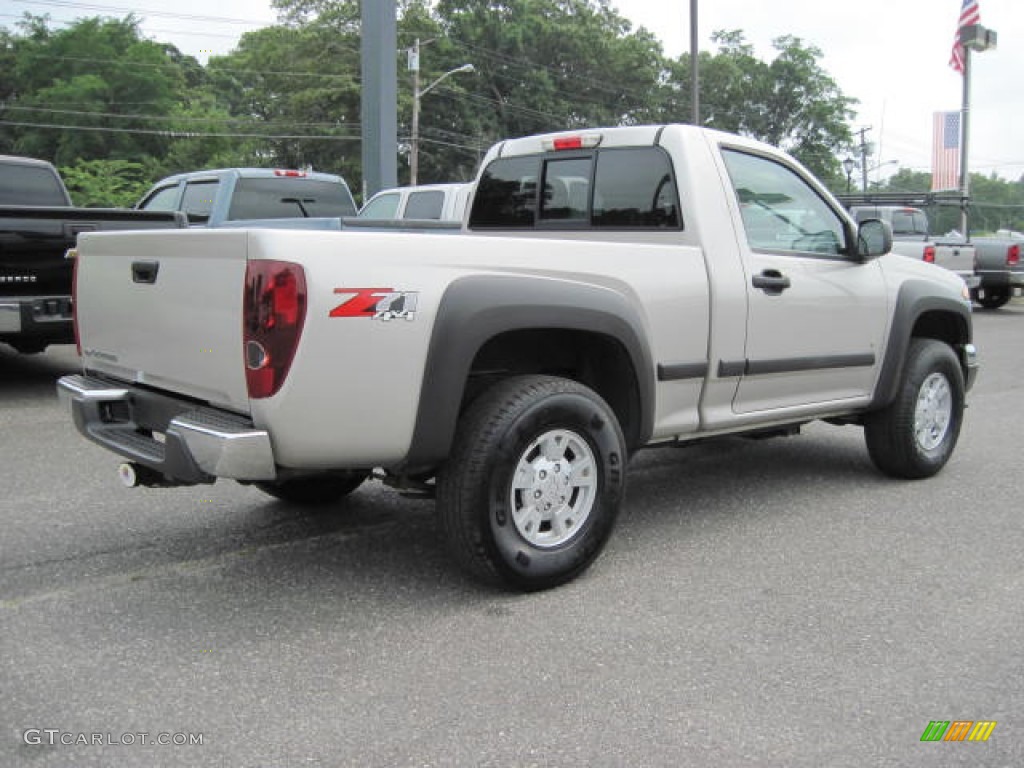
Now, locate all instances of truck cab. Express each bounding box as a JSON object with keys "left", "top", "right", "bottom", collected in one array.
[{"left": 137, "top": 168, "right": 358, "bottom": 226}]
